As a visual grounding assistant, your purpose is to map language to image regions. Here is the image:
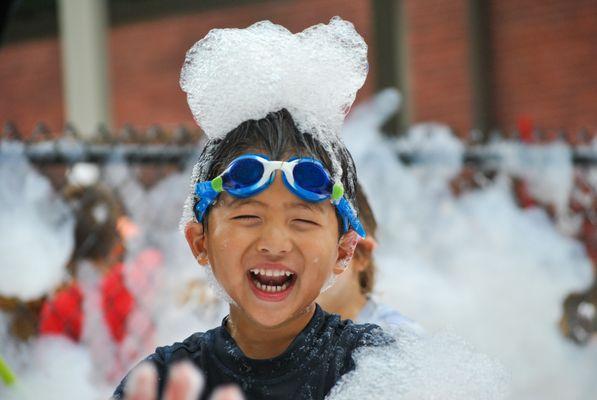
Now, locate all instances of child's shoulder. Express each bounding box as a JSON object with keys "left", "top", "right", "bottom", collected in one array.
[
  {"left": 151, "top": 329, "right": 216, "bottom": 365},
  {"left": 319, "top": 306, "right": 395, "bottom": 350}
]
